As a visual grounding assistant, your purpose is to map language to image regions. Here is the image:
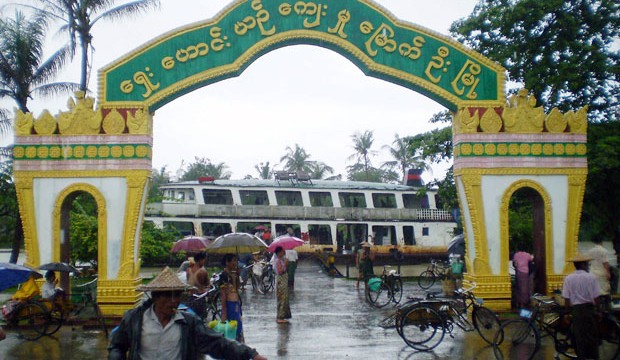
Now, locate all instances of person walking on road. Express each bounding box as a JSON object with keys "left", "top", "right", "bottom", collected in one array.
[
  {"left": 356, "top": 242, "right": 375, "bottom": 289},
  {"left": 285, "top": 249, "right": 298, "bottom": 289},
  {"left": 274, "top": 246, "right": 291, "bottom": 324},
  {"left": 108, "top": 267, "right": 267, "bottom": 360},
  {"left": 512, "top": 245, "right": 534, "bottom": 308},
  {"left": 587, "top": 238, "right": 612, "bottom": 308},
  {"left": 561, "top": 253, "right": 601, "bottom": 360}
]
